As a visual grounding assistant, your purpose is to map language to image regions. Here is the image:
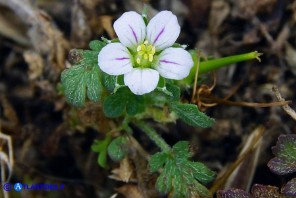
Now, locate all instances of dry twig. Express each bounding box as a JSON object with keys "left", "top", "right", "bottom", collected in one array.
[{"left": 272, "top": 86, "right": 296, "bottom": 121}]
